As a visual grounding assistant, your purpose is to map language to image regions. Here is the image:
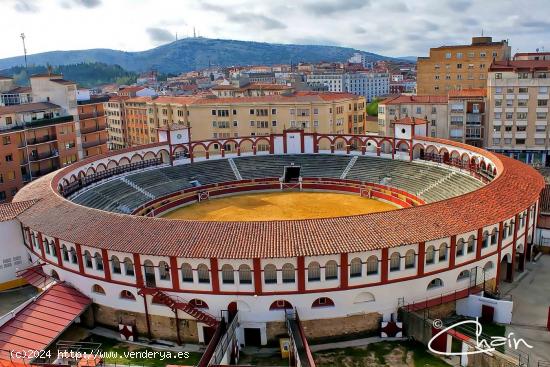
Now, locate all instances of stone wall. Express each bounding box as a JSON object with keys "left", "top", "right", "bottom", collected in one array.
[
  {"left": 266, "top": 321, "right": 287, "bottom": 342},
  {"left": 300, "top": 312, "right": 382, "bottom": 341},
  {"left": 92, "top": 304, "right": 200, "bottom": 343}
]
